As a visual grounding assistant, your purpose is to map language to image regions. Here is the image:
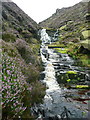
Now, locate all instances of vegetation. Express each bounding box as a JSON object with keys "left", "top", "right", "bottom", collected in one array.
[
  {"left": 2, "top": 37, "right": 46, "bottom": 119},
  {"left": 59, "top": 25, "right": 67, "bottom": 30},
  {"left": 2, "top": 33, "right": 16, "bottom": 42},
  {"left": 39, "top": 2, "right": 88, "bottom": 29},
  {"left": 48, "top": 42, "right": 65, "bottom": 48},
  {"left": 2, "top": 52, "right": 45, "bottom": 119},
  {"left": 66, "top": 71, "right": 77, "bottom": 74},
  {"left": 54, "top": 48, "right": 68, "bottom": 54},
  {"left": 2, "top": 1, "right": 90, "bottom": 119},
  {"left": 76, "top": 85, "right": 89, "bottom": 88},
  {"left": 67, "top": 43, "right": 90, "bottom": 67},
  {"left": 2, "top": 2, "right": 45, "bottom": 119}
]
